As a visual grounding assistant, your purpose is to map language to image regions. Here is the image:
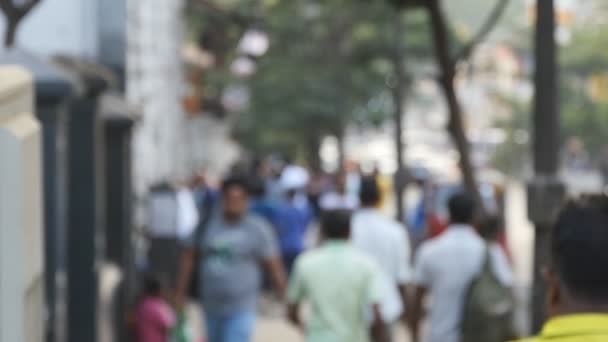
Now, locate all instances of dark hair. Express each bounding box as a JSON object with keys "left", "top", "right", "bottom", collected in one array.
[
  {"left": 143, "top": 273, "right": 164, "bottom": 297},
  {"left": 249, "top": 177, "right": 266, "bottom": 198},
  {"left": 448, "top": 192, "right": 475, "bottom": 224},
  {"left": 359, "top": 176, "right": 381, "bottom": 206},
  {"left": 221, "top": 176, "right": 251, "bottom": 194},
  {"left": 480, "top": 215, "right": 501, "bottom": 240},
  {"left": 285, "top": 188, "right": 297, "bottom": 199},
  {"left": 321, "top": 210, "right": 352, "bottom": 239},
  {"left": 552, "top": 195, "right": 608, "bottom": 303}
]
